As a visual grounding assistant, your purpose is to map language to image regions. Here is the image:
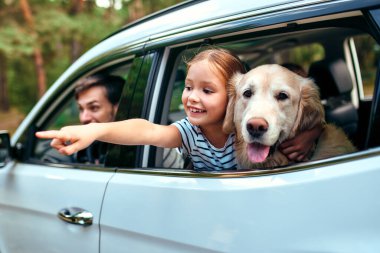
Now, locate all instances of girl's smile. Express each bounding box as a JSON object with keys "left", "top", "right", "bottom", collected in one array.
[{"left": 188, "top": 106, "right": 206, "bottom": 114}]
